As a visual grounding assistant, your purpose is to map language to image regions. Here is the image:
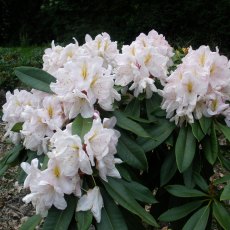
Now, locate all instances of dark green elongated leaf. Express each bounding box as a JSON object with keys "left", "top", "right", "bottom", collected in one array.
[
  {"left": 216, "top": 122, "right": 230, "bottom": 142},
  {"left": 193, "top": 172, "right": 209, "bottom": 192},
  {"left": 11, "top": 122, "right": 23, "bottom": 132},
  {"left": 213, "top": 174, "right": 230, "bottom": 185},
  {"left": 146, "top": 93, "right": 164, "bottom": 120},
  {"left": 138, "top": 119, "right": 175, "bottom": 152},
  {"left": 202, "top": 123, "right": 218, "bottom": 165},
  {"left": 183, "top": 165, "right": 195, "bottom": 188},
  {"left": 76, "top": 211, "right": 92, "bottom": 230},
  {"left": 14, "top": 67, "right": 55, "bottom": 93},
  {"left": 117, "top": 134, "right": 147, "bottom": 170},
  {"left": 20, "top": 214, "right": 42, "bottom": 230},
  {"left": 0, "top": 164, "right": 9, "bottom": 177},
  {"left": 97, "top": 189, "right": 128, "bottom": 230},
  {"left": 102, "top": 177, "right": 159, "bottom": 227},
  {"left": 2, "top": 144, "right": 24, "bottom": 165},
  {"left": 158, "top": 200, "right": 203, "bottom": 221},
  {"left": 218, "top": 152, "right": 230, "bottom": 171},
  {"left": 125, "top": 115, "right": 155, "bottom": 124},
  {"left": 160, "top": 152, "right": 177, "bottom": 186},
  {"left": 121, "top": 180, "right": 157, "bottom": 204},
  {"left": 116, "top": 164, "right": 132, "bottom": 181},
  {"left": 190, "top": 122, "right": 205, "bottom": 141},
  {"left": 220, "top": 183, "right": 230, "bottom": 201},
  {"left": 124, "top": 98, "right": 140, "bottom": 117},
  {"left": 113, "top": 110, "right": 149, "bottom": 138},
  {"left": 182, "top": 205, "right": 210, "bottom": 230},
  {"left": 175, "top": 126, "right": 196, "bottom": 172},
  {"left": 121, "top": 208, "right": 145, "bottom": 230},
  {"left": 199, "top": 117, "right": 212, "bottom": 135},
  {"left": 72, "top": 115, "right": 93, "bottom": 140},
  {"left": 166, "top": 185, "right": 207, "bottom": 197},
  {"left": 41, "top": 155, "right": 49, "bottom": 170},
  {"left": 43, "top": 195, "right": 76, "bottom": 230},
  {"left": 213, "top": 200, "right": 230, "bottom": 230}
]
